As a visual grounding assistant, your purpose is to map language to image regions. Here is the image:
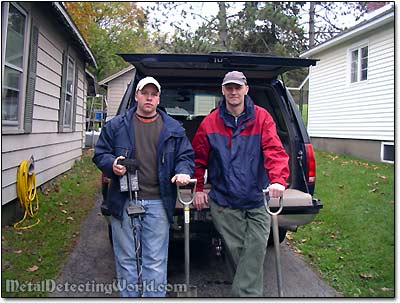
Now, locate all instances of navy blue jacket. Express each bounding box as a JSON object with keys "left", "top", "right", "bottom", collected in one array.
[{"left": 93, "top": 107, "right": 194, "bottom": 223}]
